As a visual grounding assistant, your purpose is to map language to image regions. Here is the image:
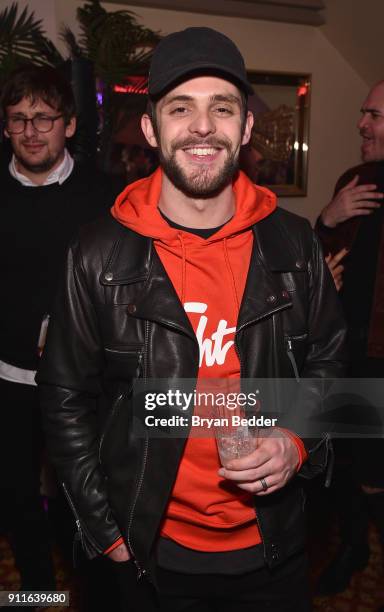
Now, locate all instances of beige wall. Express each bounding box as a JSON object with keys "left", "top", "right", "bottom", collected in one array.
[
  {"left": 3, "top": 0, "right": 368, "bottom": 225},
  {"left": 322, "top": 0, "right": 384, "bottom": 87}
]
